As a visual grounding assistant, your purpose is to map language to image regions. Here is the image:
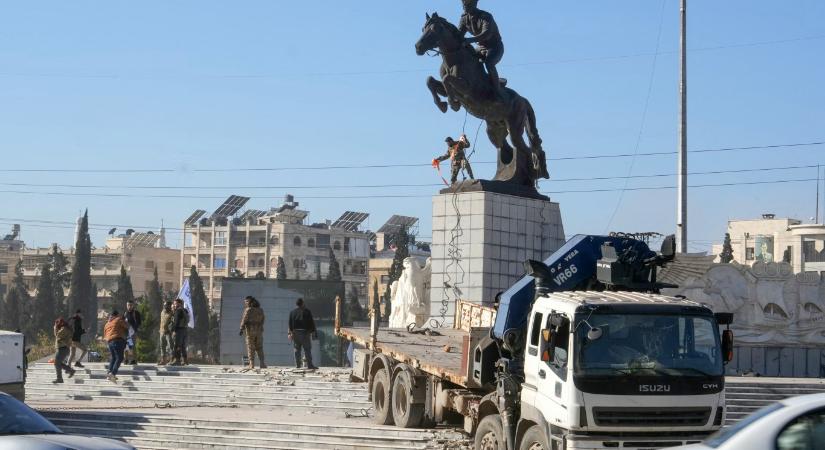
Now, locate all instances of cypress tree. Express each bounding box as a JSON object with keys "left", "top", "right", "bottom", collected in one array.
[
  {"left": 719, "top": 233, "right": 734, "bottom": 264},
  {"left": 50, "top": 245, "right": 70, "bottom": 318},
  {"left": 188, "top": 266, "right": 209, "bottom": 353},
  {"left": 89, "top": 282, "right": 99, "bottom": 336},
  {"left": 207, "top": 310, "right": 221, "bottom": 363},
  {"left": 135, "top": 297, "right": 158, "bottom": 362},
  {"left": 67, "top": 211, "right": 93, "bottom": 321},
  {"left": 1, "top": 287, "right": 21, "bottom": 331},
  {"left": 112, "top": 265, "right": 134, "bottom": 307},
  {"left": 275, "top": 256, "right": 287, "bottom": 280},
  {"left": 11, "top": 260, "right": 33, "bottom": 336},
  {"left": 327, "top": 248, "right": 342, "bottom": 281},
  {"left": 147, "top": 267, "right": 163, "bottom": 314},
  {"left": 384, "top": 227, "right": 410, "bottom": 319},
  {"left": 33, "top": 263, "right": 56, "bottom": 334}
]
